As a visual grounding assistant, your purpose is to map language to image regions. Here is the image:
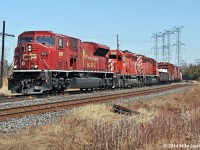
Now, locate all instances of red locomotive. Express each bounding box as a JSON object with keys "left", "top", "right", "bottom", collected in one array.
[
  {"left": 8, "top": 31, "right": 181, "bottom": 95},
  {"left": 108, "top": 50, "right": 159, "bottom": 87}
]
